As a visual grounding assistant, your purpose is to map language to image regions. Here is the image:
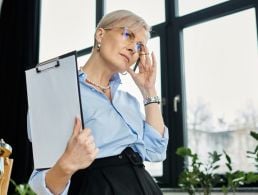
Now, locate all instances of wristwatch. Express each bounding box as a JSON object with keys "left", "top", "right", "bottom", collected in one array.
[{"left": 143, "top": 96, "right": 161, "bottom": 106}]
